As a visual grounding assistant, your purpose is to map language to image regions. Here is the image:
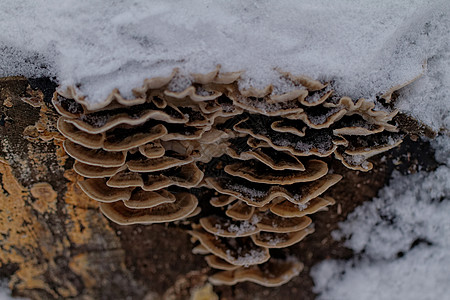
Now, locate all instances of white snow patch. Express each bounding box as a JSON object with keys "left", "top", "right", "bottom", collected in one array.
[
  {"left": 0, "top": 0, "right": 449, "bottom": 108},
  {"left": 0, "top": 280, "right": 28, "bottom": 300},
  {"left": 297, "top": 202, "right": 309, "bottom": 211},
  {"left": 396, "top": 51, "right": 450, "bottom": 131},
  {"left": 226, "top": 183, "right": 266, "bottom": 200},
  {"left": 226, "top": 221, "right": 256, "bottom": 235},
  {"left": 311, "top": 135, "right": 450, "bottom": 300},
  {"left": 226, "top": 249, "right": 267, "bottom": 267}
]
